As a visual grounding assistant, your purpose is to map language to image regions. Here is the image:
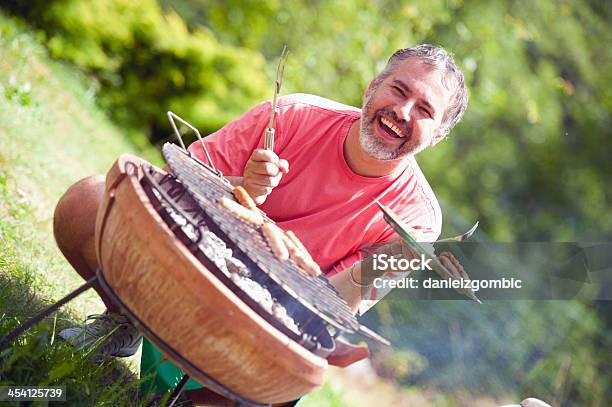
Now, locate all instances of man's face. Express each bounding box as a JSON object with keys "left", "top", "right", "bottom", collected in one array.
[{"left": 360, "top": 58, "right": 453, "bottom": 160}]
